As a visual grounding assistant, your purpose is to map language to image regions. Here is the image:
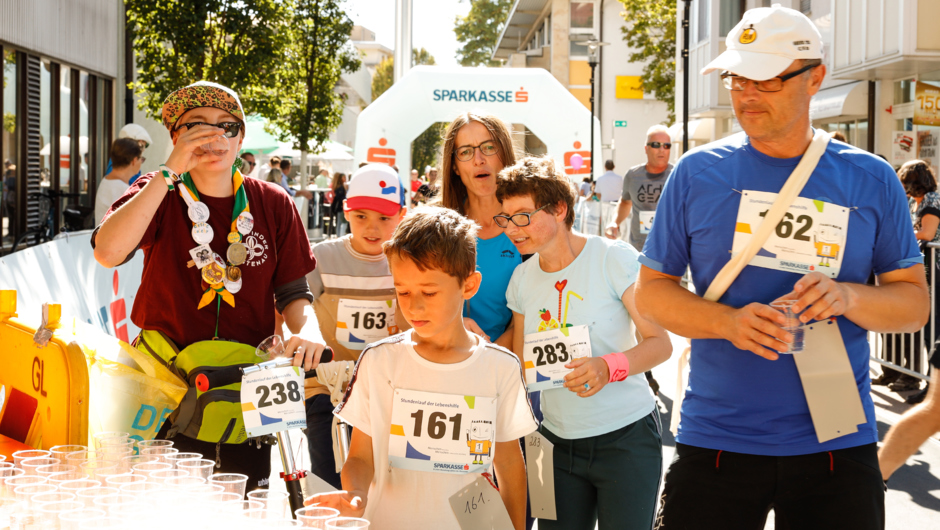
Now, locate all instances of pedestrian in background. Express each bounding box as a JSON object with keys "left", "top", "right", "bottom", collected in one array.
[{"left": 95, "top": 138, "right": 143, "bottom": 224}]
